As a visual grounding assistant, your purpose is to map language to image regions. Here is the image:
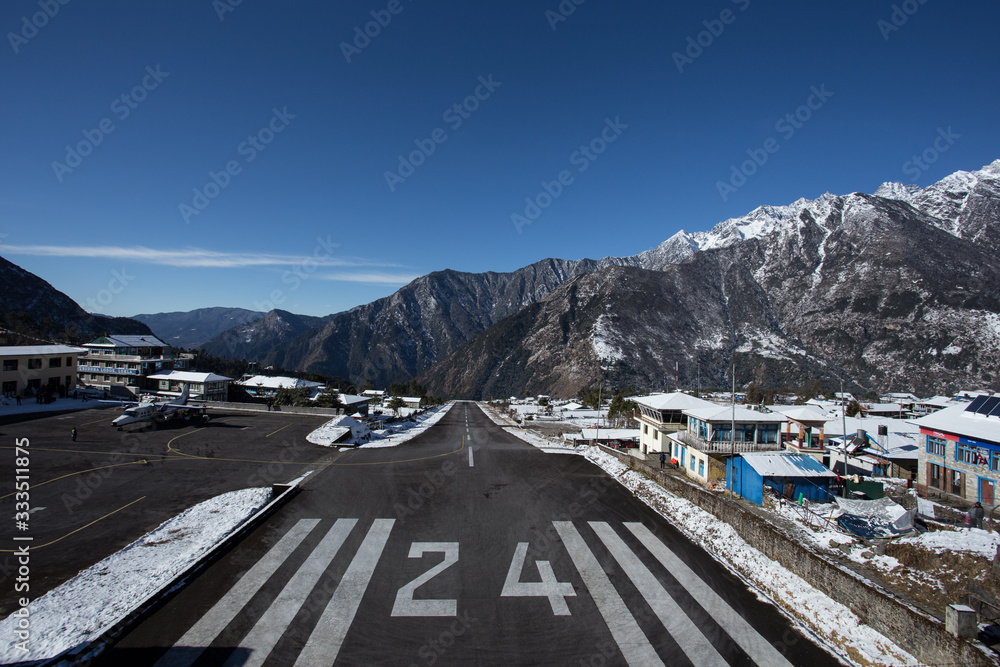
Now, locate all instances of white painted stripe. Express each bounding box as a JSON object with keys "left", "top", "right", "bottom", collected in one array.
[
  {"left": 552, "top": 522, "right": 664, "bottom": 667},
  {"left": 590, "top": 522, "right": 728, "bottom": 666},
  {"left": 224, "top": 519, "right": 357, "bottom": 667},
  {"left": 155, "top": 519, "right": 321, "bottom": 667},
  {"left": 624, "top": 522, "right": 795, "bottom": 667},
  {"left": 468, "top": 447, "right": 474, "bottom": 467},
  {"left": 294, "top": 518, "right": 395, "bottom": 666}
]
